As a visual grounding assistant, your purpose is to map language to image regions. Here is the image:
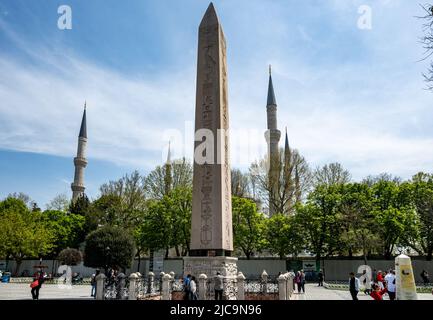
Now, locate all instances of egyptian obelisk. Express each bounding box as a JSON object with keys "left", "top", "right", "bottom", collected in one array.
[{"left": 183, "top": 2, "right": 238, "bottom": 299}]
